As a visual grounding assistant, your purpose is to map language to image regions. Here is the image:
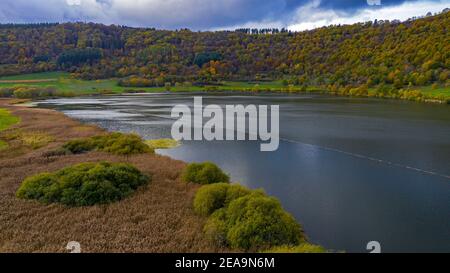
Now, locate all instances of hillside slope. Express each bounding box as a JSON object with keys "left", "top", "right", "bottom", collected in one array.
[{"left": 0, "top": 10, "right": 448, "bottom": 89}]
